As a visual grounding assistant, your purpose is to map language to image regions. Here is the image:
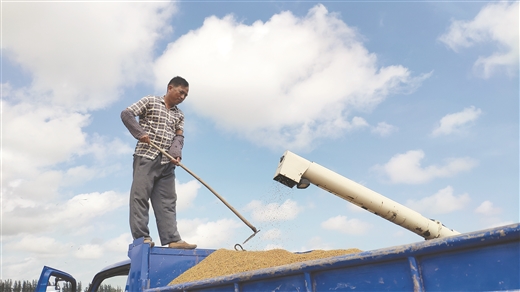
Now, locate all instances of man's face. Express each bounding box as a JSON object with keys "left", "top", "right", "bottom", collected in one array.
[{"left": 166, "top": 84, "right": 189, "bottom": 106}]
